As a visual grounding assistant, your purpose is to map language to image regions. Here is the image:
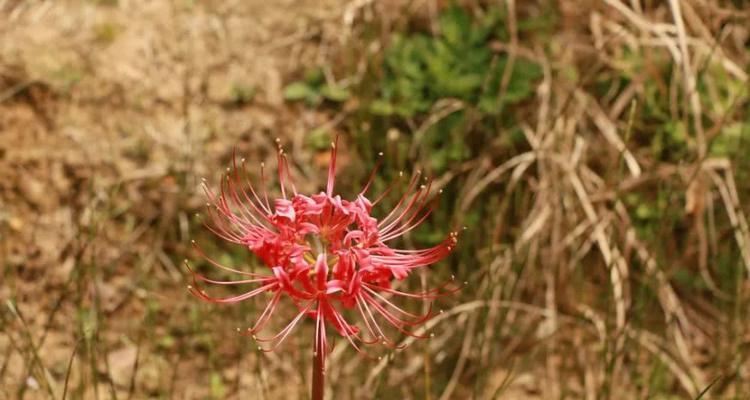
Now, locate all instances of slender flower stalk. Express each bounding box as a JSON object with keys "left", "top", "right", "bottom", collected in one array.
[
  {"left": 187, "top": 137, "right": 459, "bottom": 399},
  {"left": 312, "top": 321, "right": 325, "bottom": 399}
]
